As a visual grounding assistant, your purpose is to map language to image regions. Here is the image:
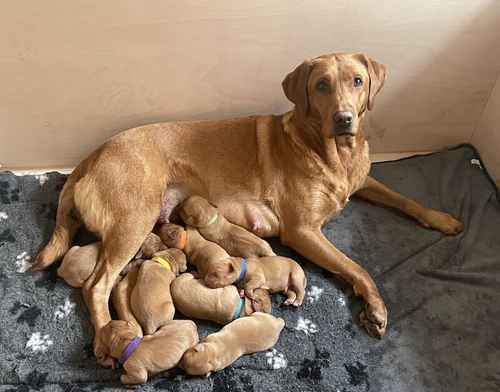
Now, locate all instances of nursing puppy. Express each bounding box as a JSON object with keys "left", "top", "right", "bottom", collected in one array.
[
  {"left": 175, "top": 225, "right": 232, "bottom": 280},
  {"left": 102, "top": 319, "right": 199, "bottom": 385},
  {"left": 135, "top": 232, "right": 167, "bottom": 259},
  {"left": 158, "top": 223, "right": 187, "bottom": 250},
  {"left": 181, "top": 312, "right": 284, "bottom": 376},
  {"left": 179, "top": 195, "right": 275, "bottom": 258},
  {"left": 205, "top": 256, "right": 306, "bottom": 306},
  {"left": 57, "top": 237, "right": 157, "bottom": 288},
  {"left": 57, "top": 242, "right": 101, "bottom": 288},
  {"left": 111, "top": 265, "right": 143, "bottom": 337},
  {"left": 171, "top": 272, "right": 271, "bottom": 324},
  {"left": 131, "top": 249, "right": 187, "bottom": 335}
]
